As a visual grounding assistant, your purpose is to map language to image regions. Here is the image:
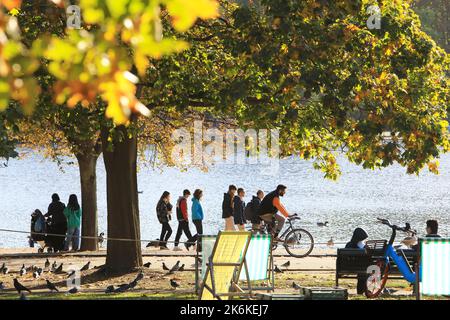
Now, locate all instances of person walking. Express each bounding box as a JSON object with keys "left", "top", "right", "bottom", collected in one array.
[
  {"left": 222, "top": 185, "right": 237, "bottom": 231},
  {"left": 45, "top": 193, "right": 67, "bottom": 252},
  {"left": 156, "top": 191, "right": 173, "bottom": 250},
  {"left": 63, "top": 194, "right": 82, "bottom": 251},
  {"left": 247, "top": 190, "right": 264, "bottom": 232},
  {"left": 173, "top": 189, "right": 197, "bottom": 251},
  {"left": 233, "top": 188, "right": 246, "bottom": 231},
  {"left": 191, "top": 189, "right": 204, "bottom": 251}
]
